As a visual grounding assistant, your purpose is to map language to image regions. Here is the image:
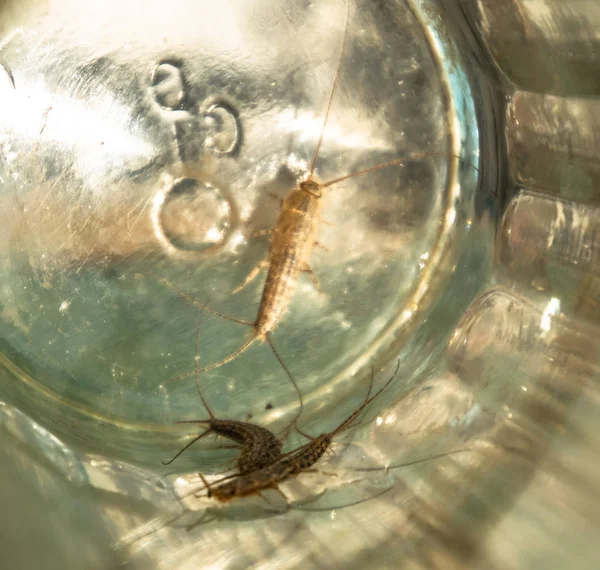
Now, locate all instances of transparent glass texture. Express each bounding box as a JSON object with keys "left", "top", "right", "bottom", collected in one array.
[{"left": 0, "top": 0, "right": 598, "bottom": 569}]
